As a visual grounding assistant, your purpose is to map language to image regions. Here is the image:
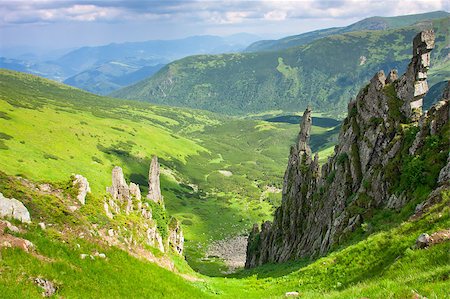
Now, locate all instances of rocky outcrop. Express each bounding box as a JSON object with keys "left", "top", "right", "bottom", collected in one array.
[
  {"left": 168, "top": 218, "right": 184, "bottom": 255},
  {"left": 396, "top": 29, "right": 435, "bottom": 121},
  {"left": 107, "top": 166, "right": 130, "bottom": 202},
  {"left": 73, "top": 174, "right": 91, "bottom": 205},
  {"left": 106, "top": 166, "right": 147, "bottom": 216},
  {"left": 246, "top": 31, "right": 449, "bottom": 268},
  {"left": 147, "top": 156, "right": 163, "bottom": 204},
  {"left": 0, "top": 193, "right": 31, "bottom": 223},
  {"left": 104, "top": 159, "right": 183, "bottom": 255}
]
